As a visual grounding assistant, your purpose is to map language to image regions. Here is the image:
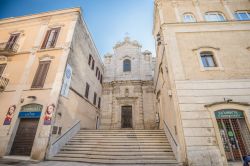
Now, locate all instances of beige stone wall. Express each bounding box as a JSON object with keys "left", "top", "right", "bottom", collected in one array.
[
  {"left": 0, "top": 8, "right": 90, "bottom": 160},
  {"left": 52, "top": 14, "right": 103, "bottom": 138},
  {"left": 154, "top": 0, "right": 250, "bottom": 165}
]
